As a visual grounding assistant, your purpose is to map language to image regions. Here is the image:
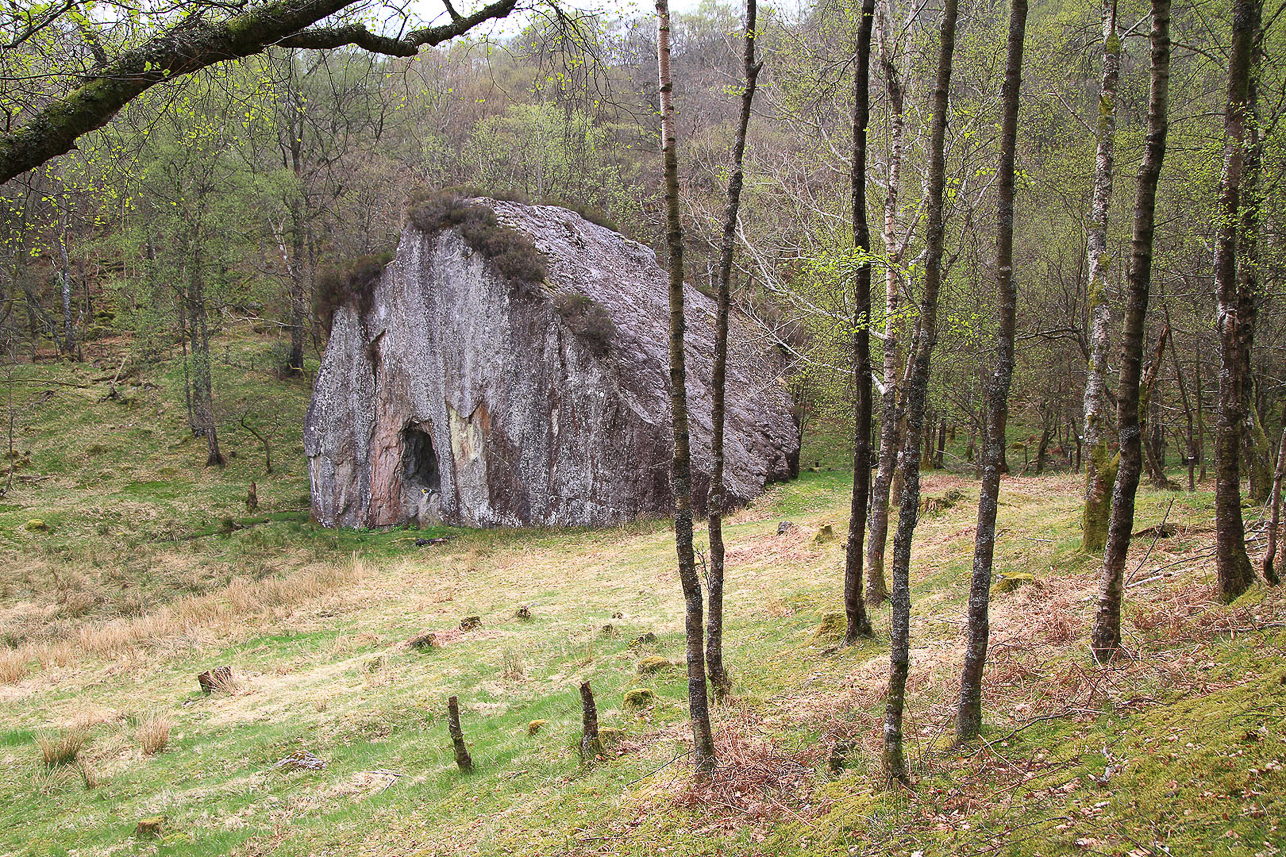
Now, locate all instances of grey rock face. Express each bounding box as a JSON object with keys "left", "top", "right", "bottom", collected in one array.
[{"left": 304, "top": 200, "right": 799, "bottom": 528}]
